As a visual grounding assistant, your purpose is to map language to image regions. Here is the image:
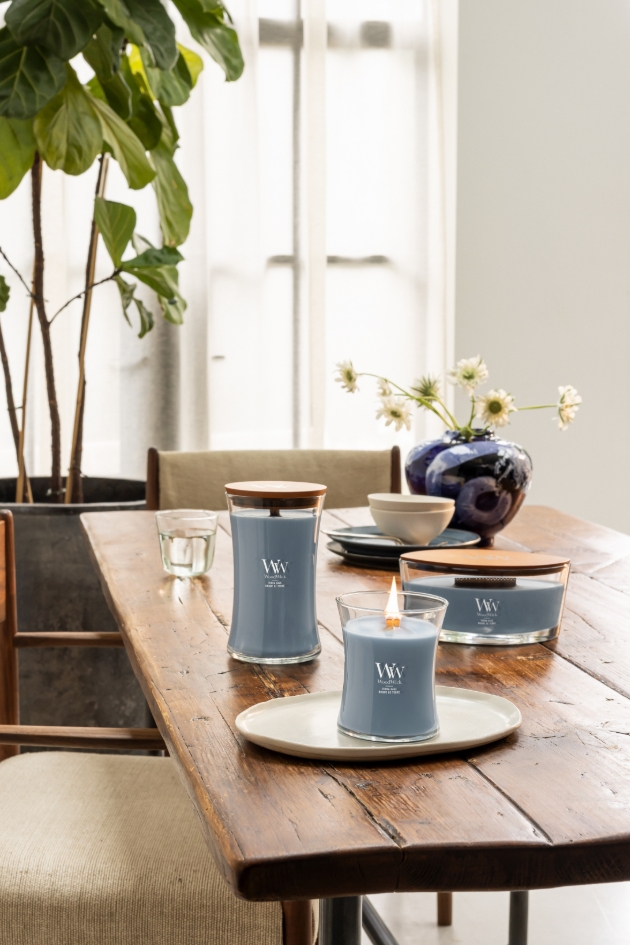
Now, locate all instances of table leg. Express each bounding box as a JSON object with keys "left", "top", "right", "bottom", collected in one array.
[
  {"left": 362, "top": 897, "right": 400, "bottom": 945},
  {"left": 508, "top": 890, "right": 529, "bottom": 945},
  {"left": 319, "top": 896, "right": 362, "bottom": 945}
]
